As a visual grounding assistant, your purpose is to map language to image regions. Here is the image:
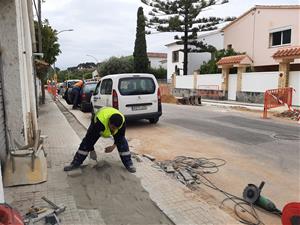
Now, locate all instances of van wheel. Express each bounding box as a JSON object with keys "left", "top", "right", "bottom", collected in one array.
[{"left": 149, "top": 118, "right": 159, "bottom": 124}]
